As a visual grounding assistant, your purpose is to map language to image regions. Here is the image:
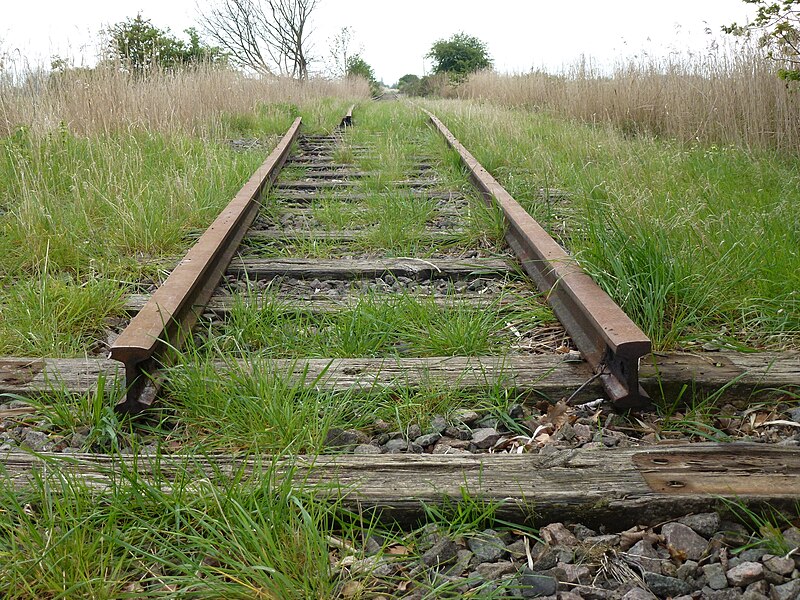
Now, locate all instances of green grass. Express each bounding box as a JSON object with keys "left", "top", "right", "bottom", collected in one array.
[
  {"left": 0, "top": 128, "right": 266, "bottom": 279},
  {"left": 261, "top": 102, "right": 507, "bottom": 257},
  {"left": 2, "top": 80, "right": 799, "bottom": 599},
  {"left": 0, "top": 99, "right": 355, "bottom": 357},
  {"left": 162, "top": 349, "right": 533, "bottom": 453},
  {"left": 0, "top": 264, "right": 125, "bottom": 357},
  {"left": 0, "top": 456, "right": 373, "bottom": 598},
  {"left": 209, "top": 288, "right": 551, "bottom": 359},
  {"left": 0, "top": 447, "right": 538, "bottom": 598},
  {"left": 310, "top": 199, "right": 363, "bottom": 230},
  {"left": 721, "top": 499, "right": 800, "bottom": 556},
  {"left": 7, "top": 374, "right": 128, "bottom": 452}
]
